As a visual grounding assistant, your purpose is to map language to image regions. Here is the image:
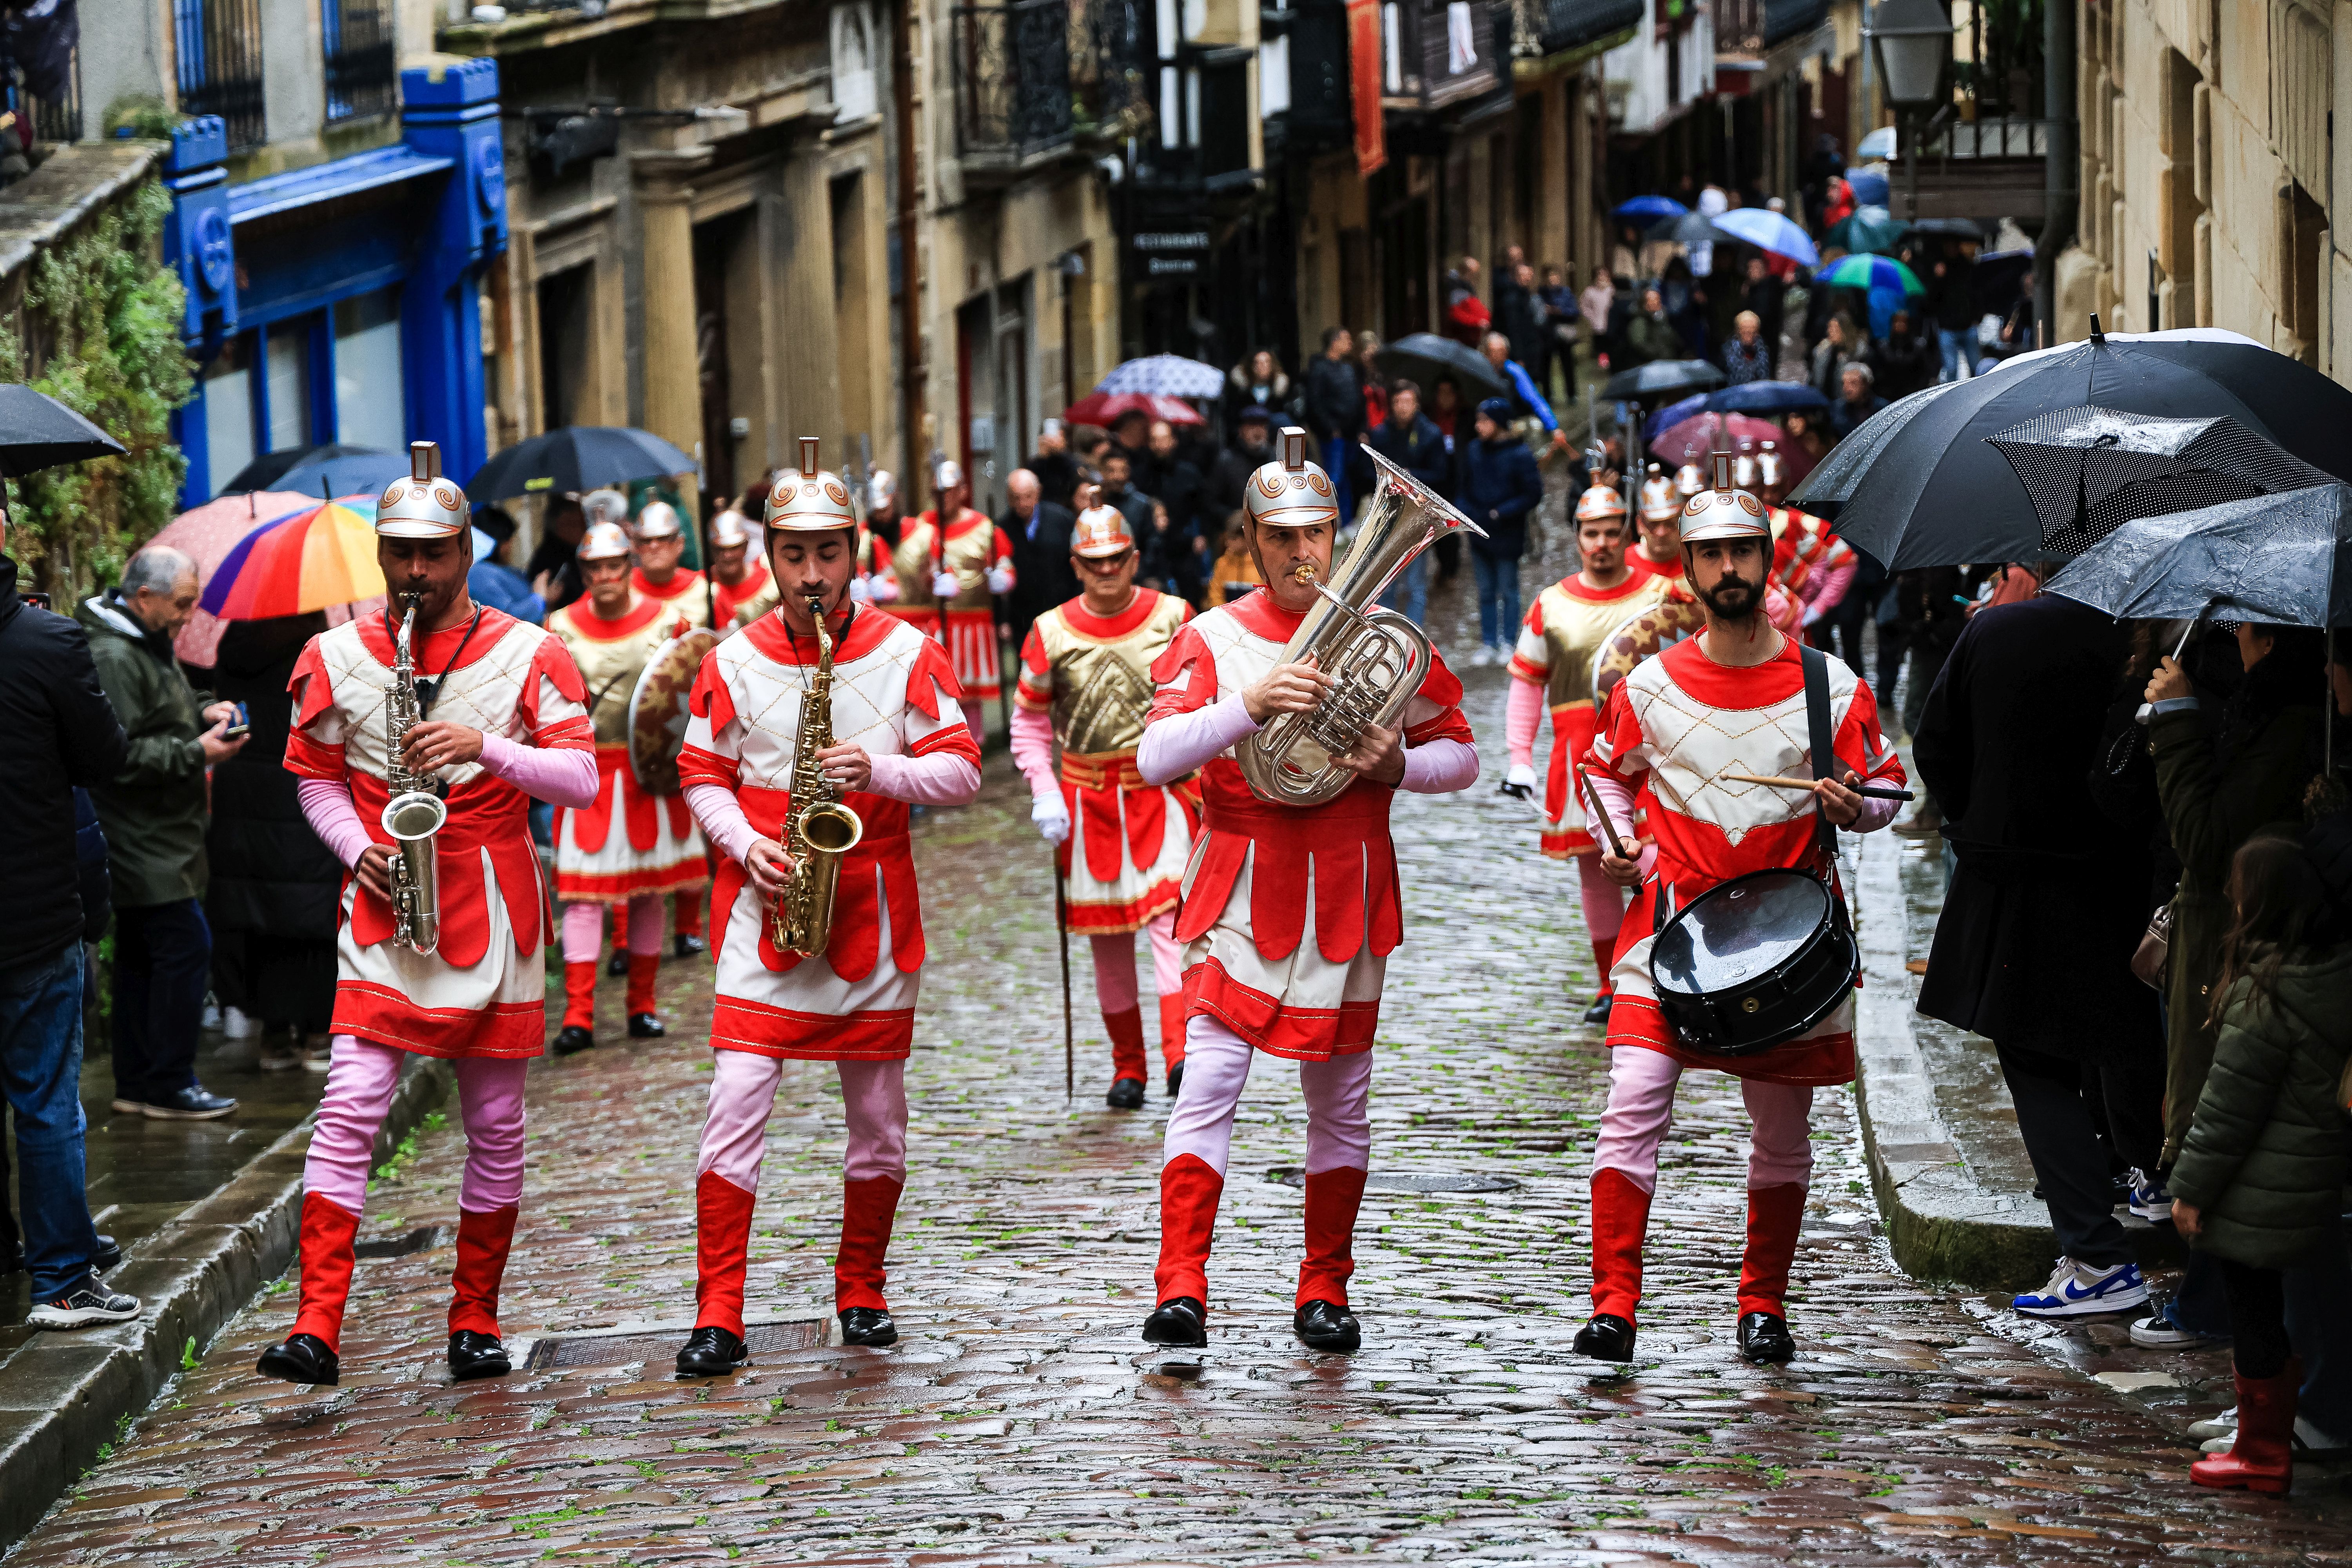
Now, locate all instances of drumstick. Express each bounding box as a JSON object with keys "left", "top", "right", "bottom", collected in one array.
[
  {"left": 1576, "top": 765, "right": 1630, "bottom": 860},
  {"left": 1724, "top": 770, "right": 1915, "bottom": 802}
]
